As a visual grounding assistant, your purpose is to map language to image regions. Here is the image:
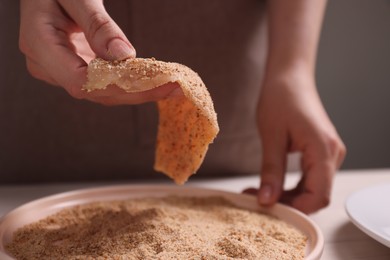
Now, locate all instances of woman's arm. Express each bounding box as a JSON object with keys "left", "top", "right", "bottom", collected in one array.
[
  {"left": 254, "top": 0, "right": 346, "bottom": 214},
  {"left": 266, "top": 0, "right": 327, "bottom": 75}
]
